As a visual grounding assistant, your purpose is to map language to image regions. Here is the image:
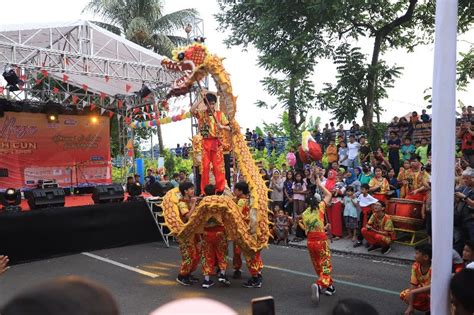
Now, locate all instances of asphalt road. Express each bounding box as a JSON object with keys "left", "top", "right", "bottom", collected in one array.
[{"left": 0, "top": 242, "right": 414, "bottom": 315}]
